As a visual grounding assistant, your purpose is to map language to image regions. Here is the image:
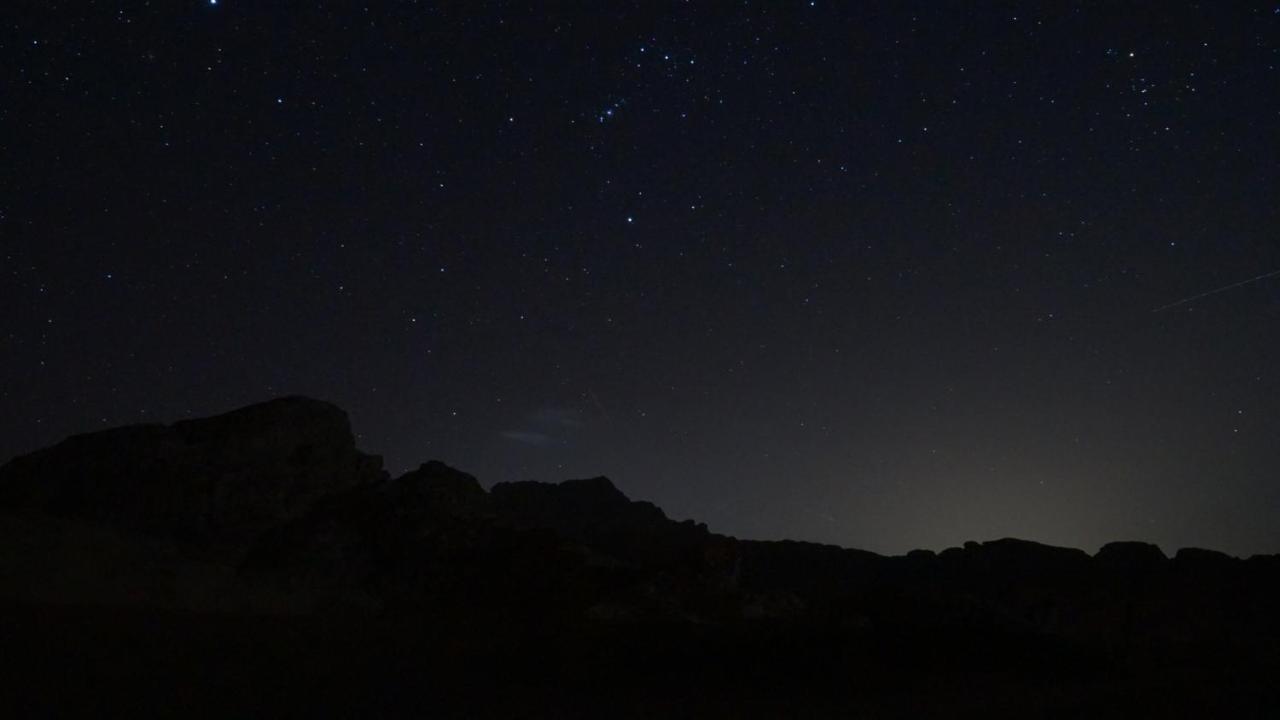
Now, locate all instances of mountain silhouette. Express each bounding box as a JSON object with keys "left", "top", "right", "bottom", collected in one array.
[{"left": 1, "top": 397, "right": 1277, "bottom": 717}]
